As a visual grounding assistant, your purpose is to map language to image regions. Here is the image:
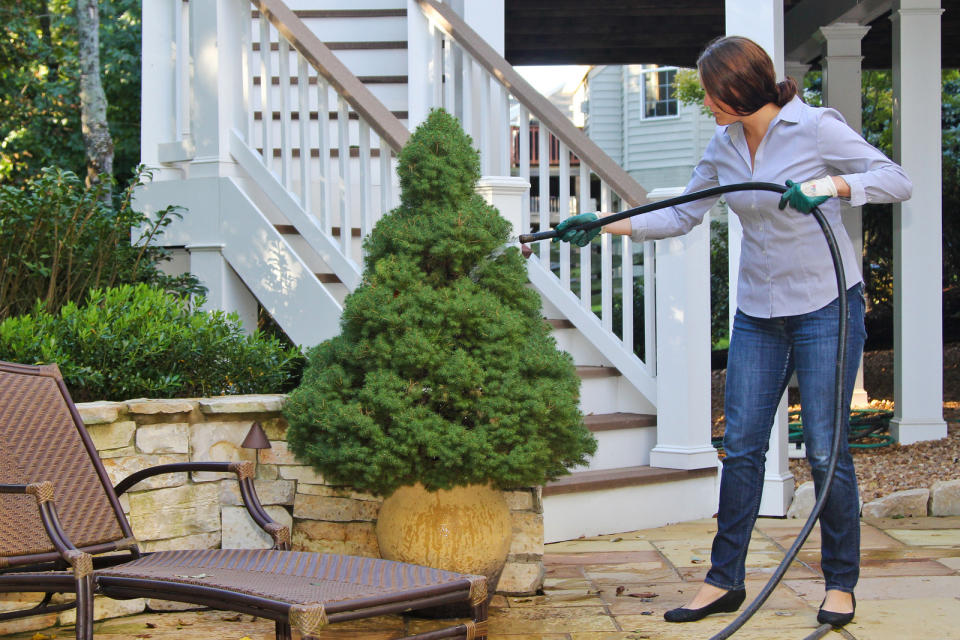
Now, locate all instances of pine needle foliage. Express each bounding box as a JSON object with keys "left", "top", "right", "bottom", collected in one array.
[{"left": 284, "top": 109, "right": 595, "bottom": 496}]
